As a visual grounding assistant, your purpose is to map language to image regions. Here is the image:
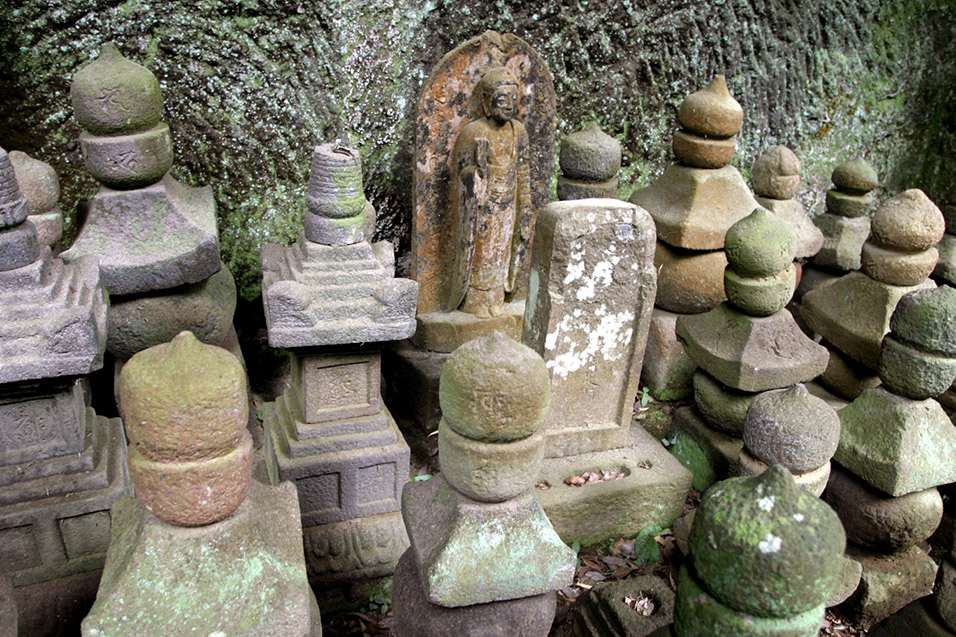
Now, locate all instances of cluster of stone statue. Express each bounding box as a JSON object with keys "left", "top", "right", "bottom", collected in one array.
[{"left": 2, "top": 29, "right": 956, "bottom": 637}]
